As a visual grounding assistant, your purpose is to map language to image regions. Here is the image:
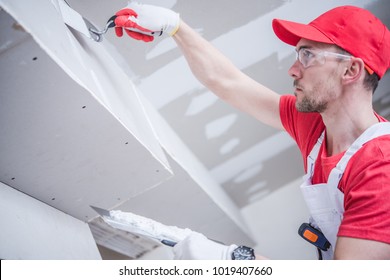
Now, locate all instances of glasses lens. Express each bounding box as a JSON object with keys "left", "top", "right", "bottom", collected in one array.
[{"left": 298, "top": 49, "right": 315, "bottom": 68}]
